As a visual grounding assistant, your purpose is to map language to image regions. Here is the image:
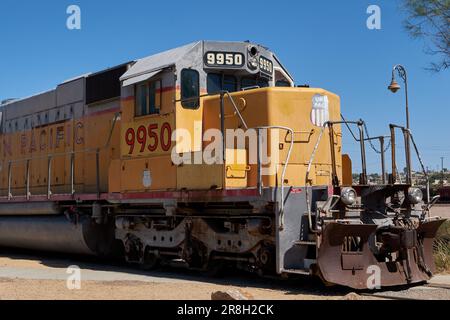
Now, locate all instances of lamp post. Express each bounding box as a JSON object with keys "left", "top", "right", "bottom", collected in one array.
[{"left": 388, "top": 64, "right": 412, "bottom": 184}]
